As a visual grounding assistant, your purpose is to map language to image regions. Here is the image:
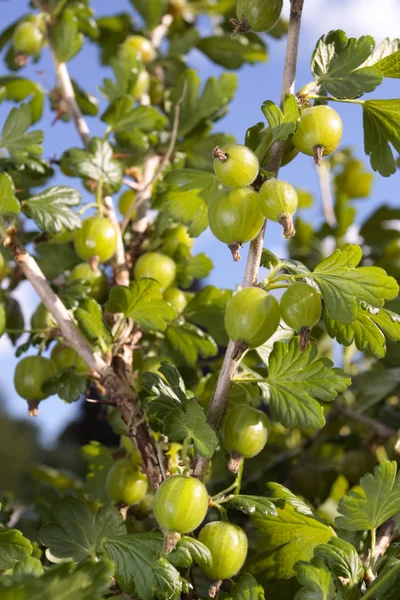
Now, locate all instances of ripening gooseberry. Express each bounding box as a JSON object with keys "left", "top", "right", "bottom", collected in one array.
[
  {"left": 213, "top": 144, "right": 259, "bottom": 189},
  {"left": 292, "top": 105, "right": 343, "bottom": 166},
  {"left": 14, "top": 356, "right": 57, "bottom": 416},
  {"left": 259, "top": 179, "right": 298, "bottom": 238},
  {"left": 51, "top": 343, "right": 90, "bottom": 375},
  {"left": 235, "top": 0, "right": 283, "bottom": 34},
  {"left": 198, "top": 521, "right": 248, "bottom": 581},
  {"left": 163, "top": 287, "right": 188, "bottom": 313},
  {"left": 119, "top": 190, "right": 137, "bottom": 220},
  {"left": 280, "top": 282, "right": 322, "bottom": 350},
  {"left": 12, "top": 21, "right": 44, "bottom": 55},
  {"left": 106, "top": 458, "right": 148, "bottom": 506},
  {"left": 133, "top": 252, "right": 176, "bottom": 291},
  {"left": 74, "top": 216, "right": 118, "bottom": 263},
  {"left": 69, "top": 263, "right": 108, "bottom": 303},
  {"left": 222, "top": 404, "right": 268, "bottom": 471},
  {"left": 120, "top": 35, "right": 156, "bottom": 64}
]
